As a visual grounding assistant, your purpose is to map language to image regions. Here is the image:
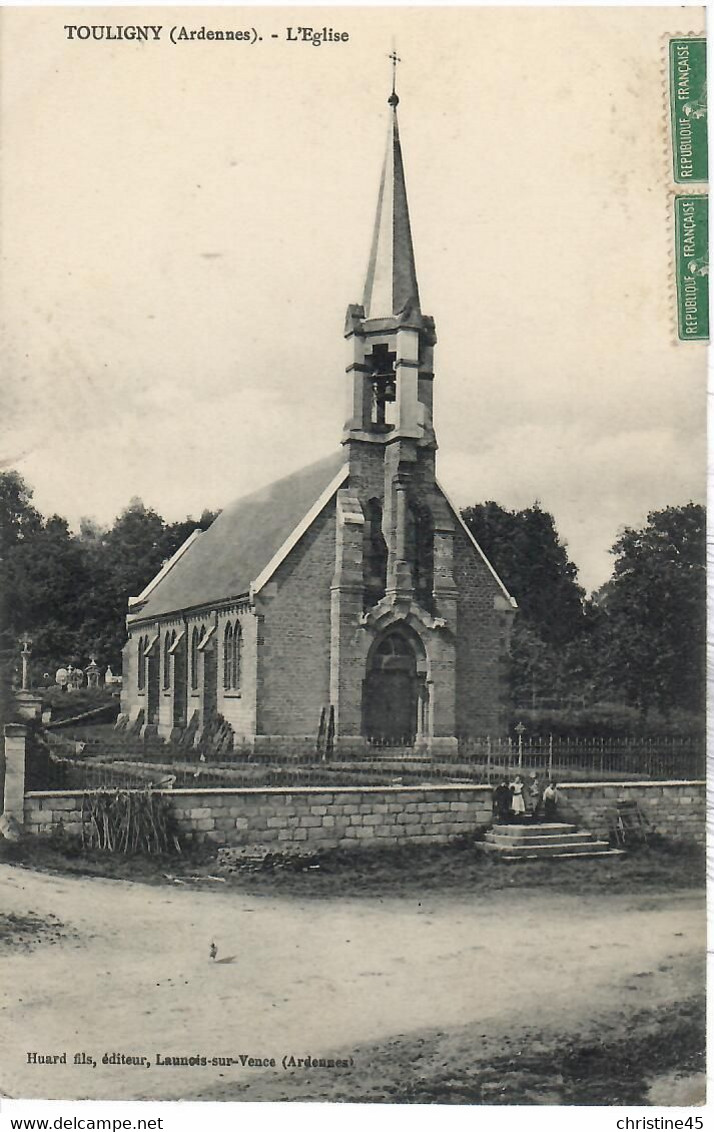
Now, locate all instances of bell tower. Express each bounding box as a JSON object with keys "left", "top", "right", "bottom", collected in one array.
[
  {"left": 343, "top": 69, "right": 437, "bottom": 453},
  {"left": 342, "top": 63, "right": 440, "bottom": 608},
  {"left": 330, "top": 59, "right": 462, "bottom": 754}
]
